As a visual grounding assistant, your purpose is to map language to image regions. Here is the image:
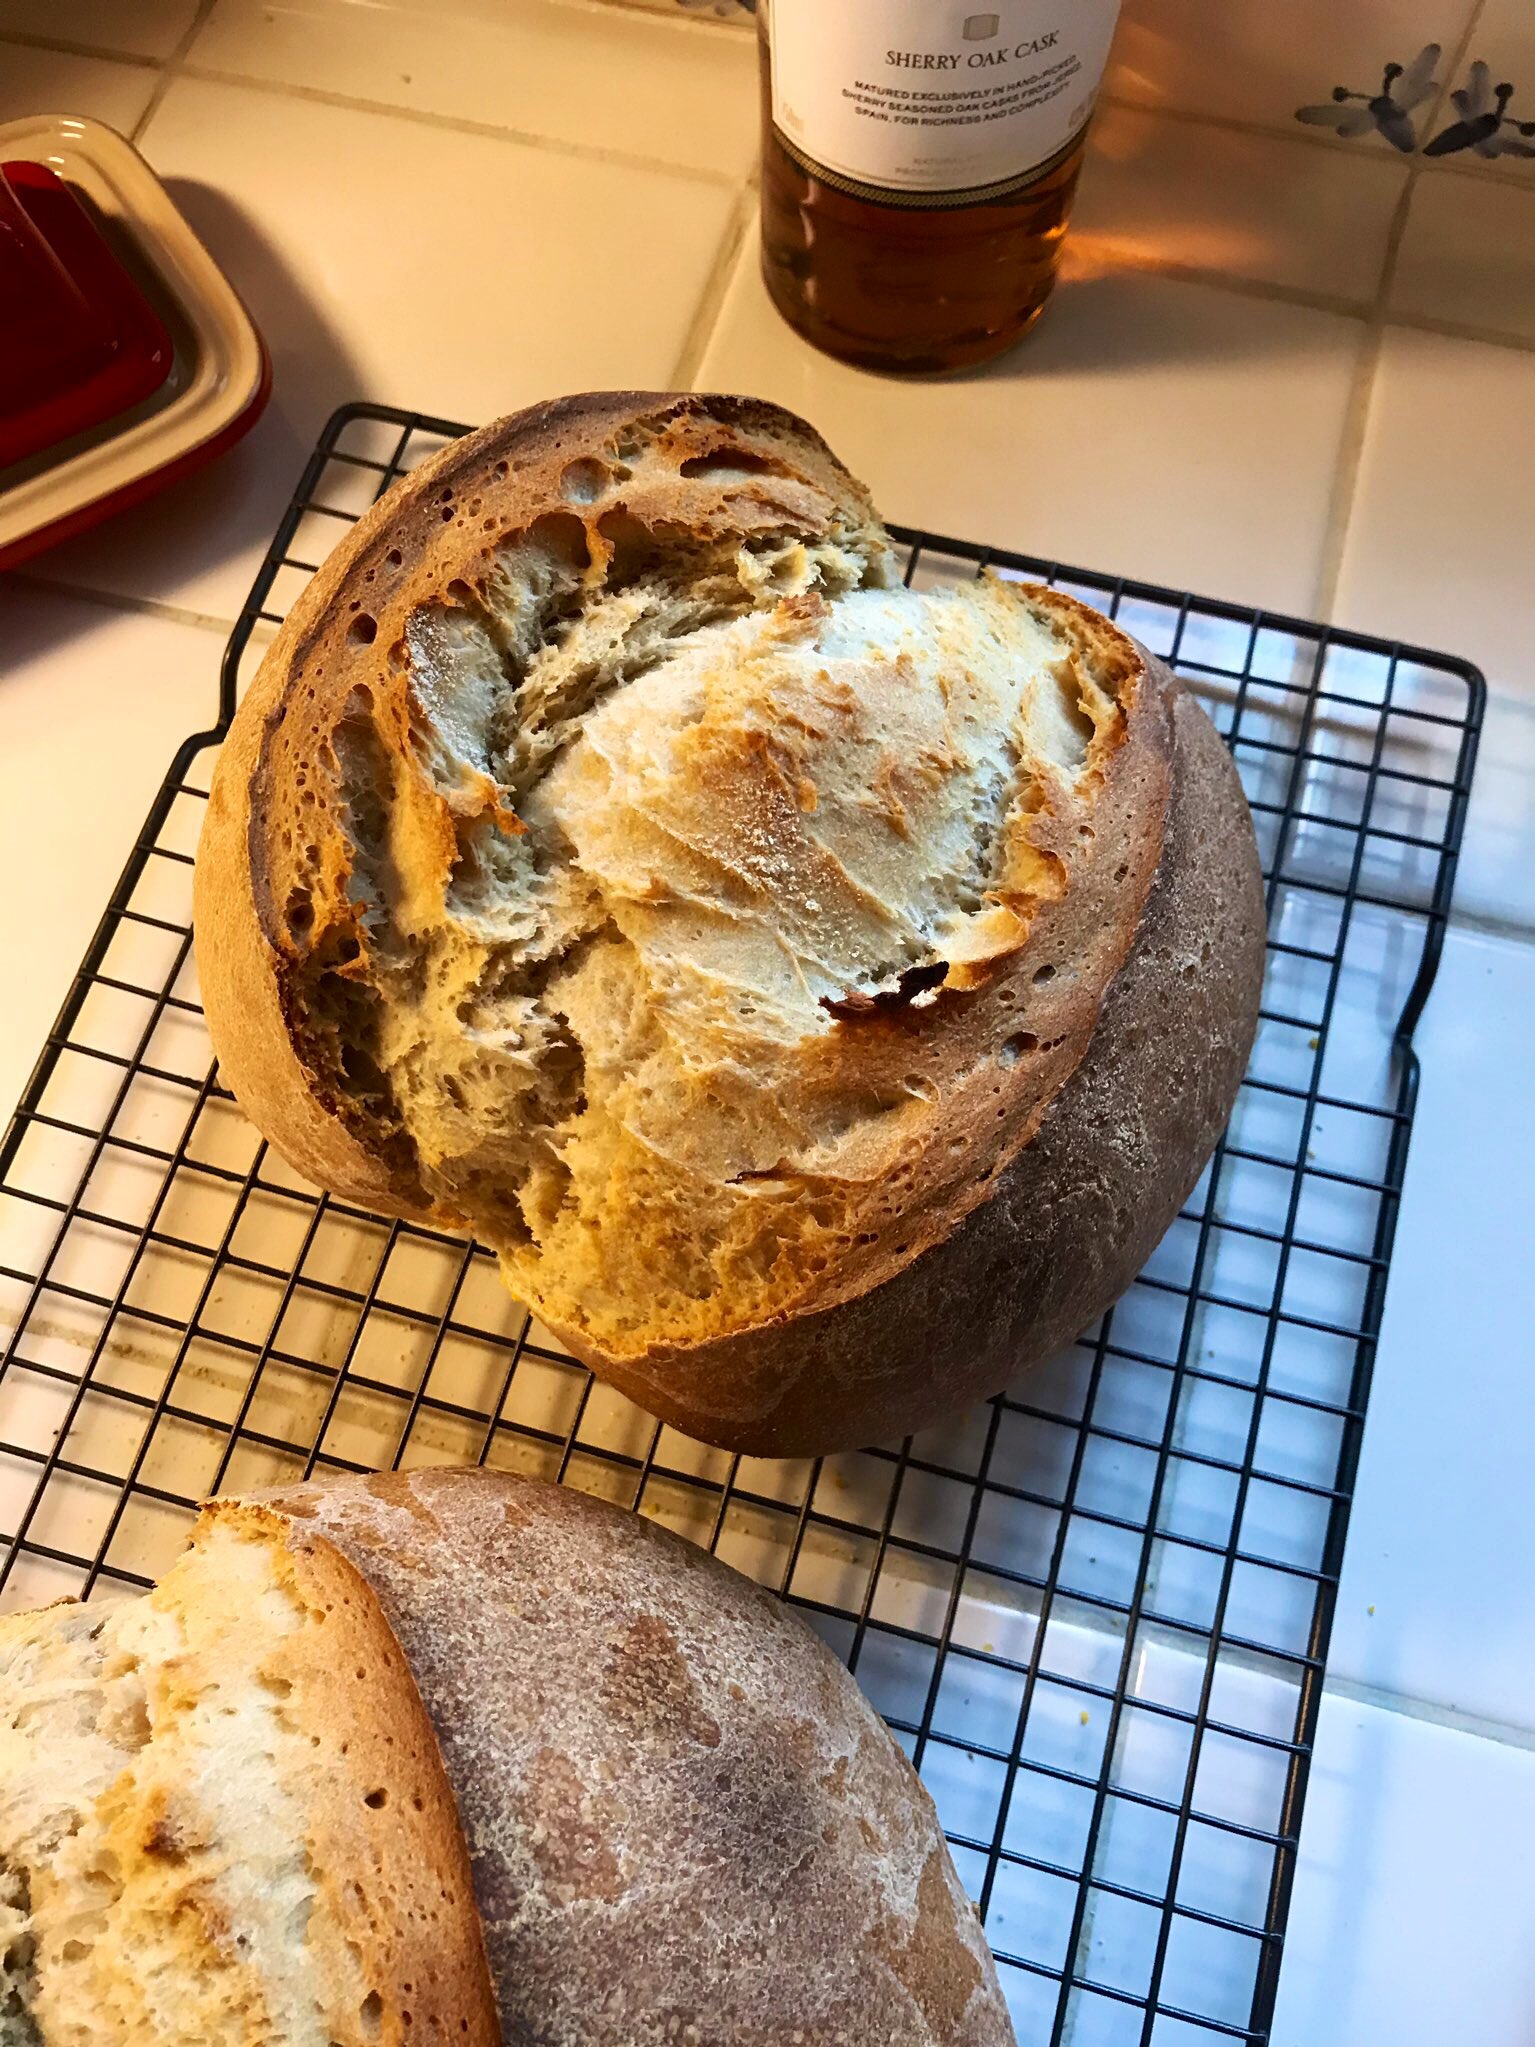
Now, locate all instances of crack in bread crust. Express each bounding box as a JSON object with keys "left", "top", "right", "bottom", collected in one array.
[
  {"left": 0, "top": 1521, "right": 493, "bottom": 2047},
  {"left": 196, "top": 392, "right": 1264, "bottom": 1450}
]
